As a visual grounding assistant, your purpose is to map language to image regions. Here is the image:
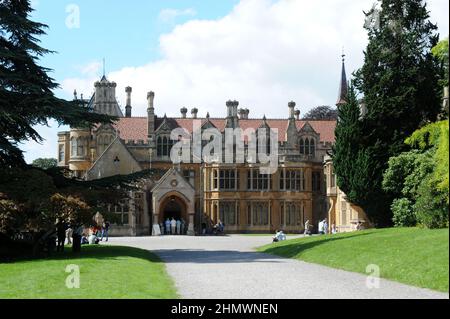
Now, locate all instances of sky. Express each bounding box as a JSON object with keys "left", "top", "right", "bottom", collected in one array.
[{"left": 21, "top": 0, "right": 449, "bottom": 163}]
